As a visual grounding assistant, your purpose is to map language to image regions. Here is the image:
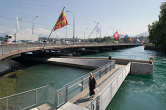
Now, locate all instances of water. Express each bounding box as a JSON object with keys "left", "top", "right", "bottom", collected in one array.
[
  {"left": 0, "top": 64, "right": 91, "bottom": 98},
  {"left": 1, "top": 46, "right": 166, "bottom": 110},
  {"left": 86, "top": 46, "right": 166, "bottom": 110}
]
